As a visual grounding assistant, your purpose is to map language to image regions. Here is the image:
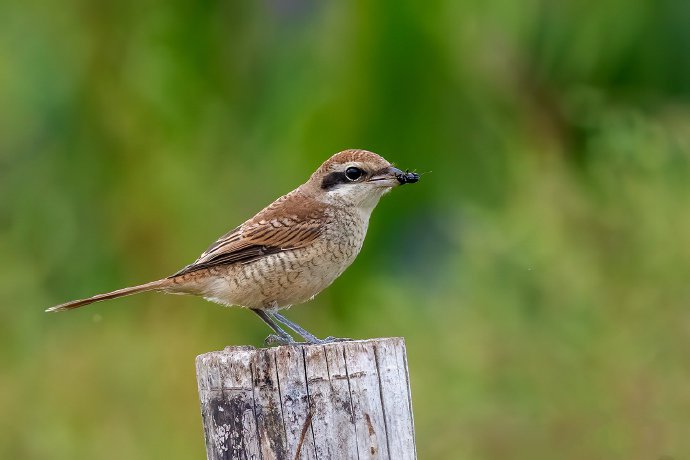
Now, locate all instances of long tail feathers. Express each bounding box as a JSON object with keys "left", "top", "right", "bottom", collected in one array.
[{"left": 46, "top": 279, "right": 171, "bottom": 312}]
